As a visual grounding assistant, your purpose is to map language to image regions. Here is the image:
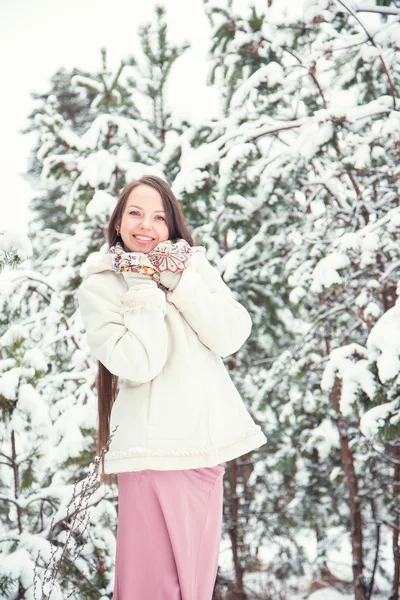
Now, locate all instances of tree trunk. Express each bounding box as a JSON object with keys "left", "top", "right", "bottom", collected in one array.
[
  {"left": 392, "top": 444, "right": 400, "bottom": 600},
  {"left": 330, "top": 382, "right": 367, "bottom": 600},
  {"left": 226, "top": 459, "right": 247, "bottom": 598},
  {"left": 367, "top": 499, "right": 380, "bottom": 600},
  {"left": 11, "top": 430, "right": 22, "bottom": 534}
]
